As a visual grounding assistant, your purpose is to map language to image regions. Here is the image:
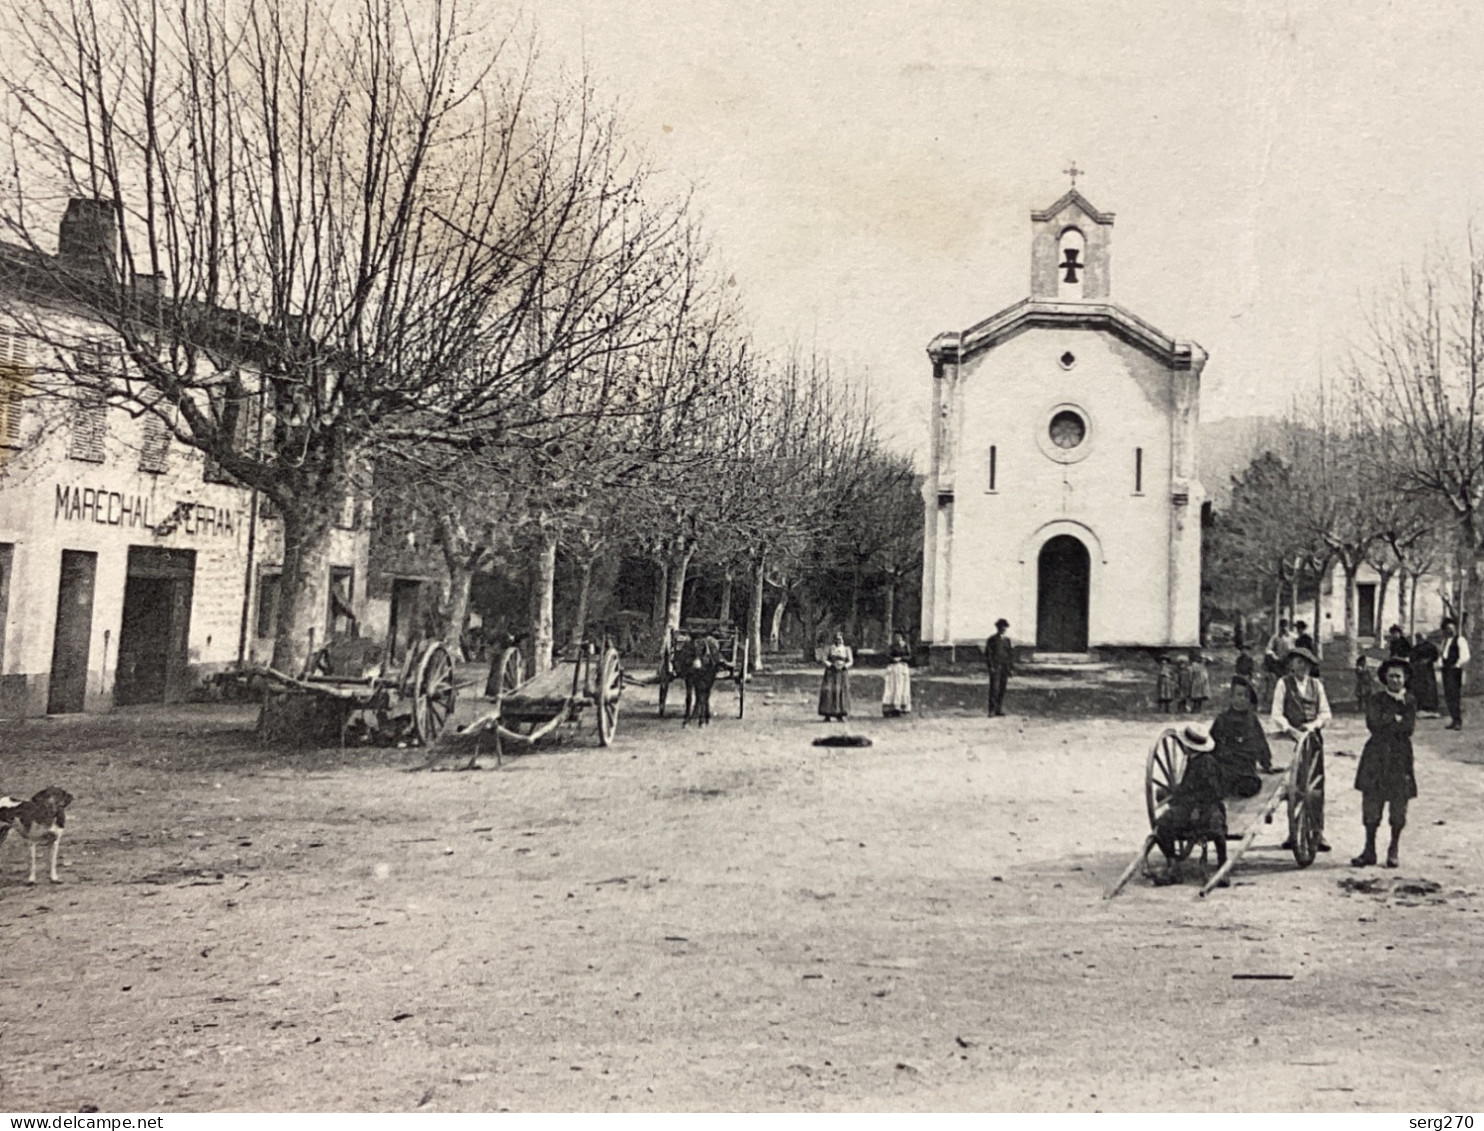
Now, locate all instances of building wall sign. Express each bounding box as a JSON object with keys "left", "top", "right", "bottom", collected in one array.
[{"left": 54, "top": 483, "right": 241, "bottom": 538}]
